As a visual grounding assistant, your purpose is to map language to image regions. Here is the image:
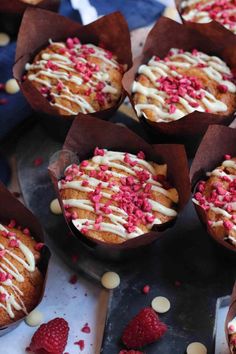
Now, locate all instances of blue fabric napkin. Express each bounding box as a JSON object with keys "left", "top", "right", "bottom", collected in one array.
[
  {"left": 0, "top": 42, "right": 32, "bottom": 140},
  {"left": 0, "top": 0, "right": 165, "bottom": 141},
  {"left": 78, "top": 0, "right": 165, "bottom": 30}
]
